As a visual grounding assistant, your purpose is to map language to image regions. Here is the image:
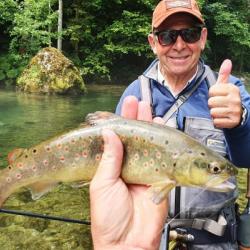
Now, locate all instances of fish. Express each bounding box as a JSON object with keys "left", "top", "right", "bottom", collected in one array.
[{"left": 0, "top": 111, "right": 237, "bottom": 206}]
